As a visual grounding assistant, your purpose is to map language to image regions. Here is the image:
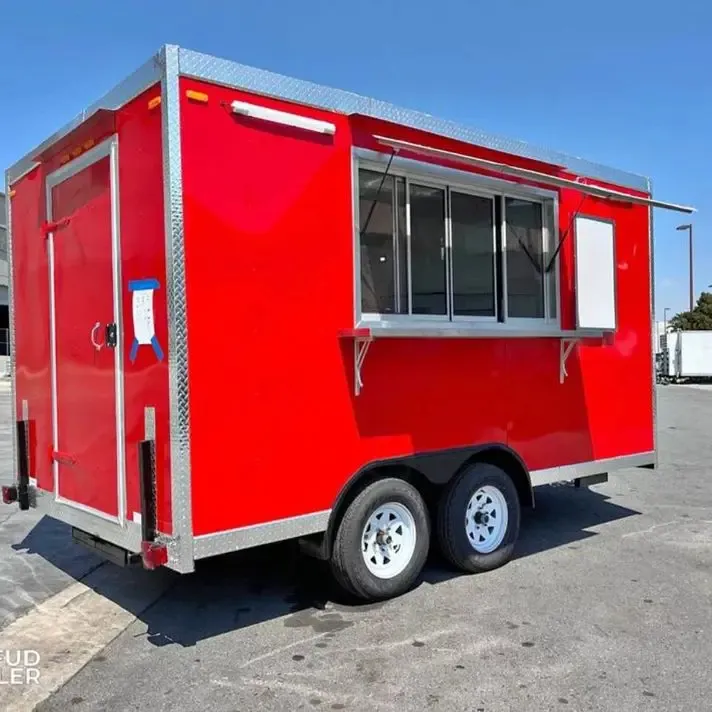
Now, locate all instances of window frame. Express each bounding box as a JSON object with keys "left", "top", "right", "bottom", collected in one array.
[{"left": 352, "top": 148, "right": 561, "bottom": 333}]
